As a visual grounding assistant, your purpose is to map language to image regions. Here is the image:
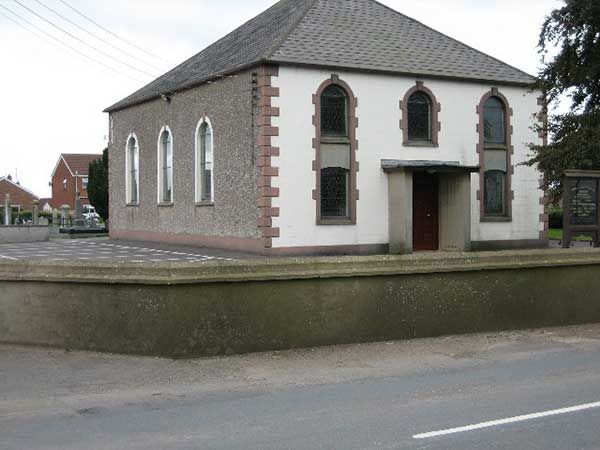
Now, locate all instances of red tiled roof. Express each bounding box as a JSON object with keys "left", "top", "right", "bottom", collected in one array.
[
  {"left": 61, "top": 154, "right": 102, "bottom": 176},
  {"left": 0, "top": 177, "right": 40, "bottom": 199}
]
